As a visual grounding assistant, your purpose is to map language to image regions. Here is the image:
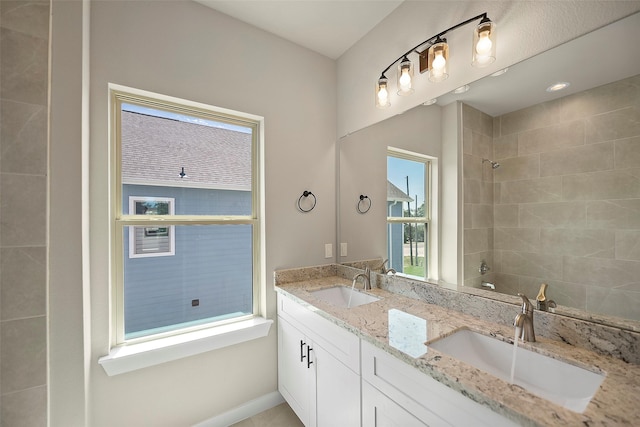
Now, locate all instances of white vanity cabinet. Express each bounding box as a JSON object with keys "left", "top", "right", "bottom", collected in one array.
[
  {"left": 277, "top": 294, "right": 360, "bottom": 427},
  {"left": 277, "top": 292, "right": 517, "bottom": 426},
  {"left": 361, "top": 340, "right": 517, "bottom": 427}
]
